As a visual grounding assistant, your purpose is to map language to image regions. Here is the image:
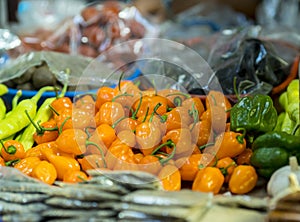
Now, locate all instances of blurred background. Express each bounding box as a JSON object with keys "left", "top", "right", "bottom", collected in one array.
[{"left": 0, "top": 0, "right": 299, "bottom": 97}]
